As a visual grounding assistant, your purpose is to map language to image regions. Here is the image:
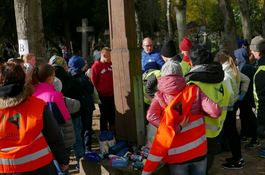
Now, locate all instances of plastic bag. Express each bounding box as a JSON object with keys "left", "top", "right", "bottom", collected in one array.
[{"left": 145, "top": 123, "right": 157, "bottom": 149}]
